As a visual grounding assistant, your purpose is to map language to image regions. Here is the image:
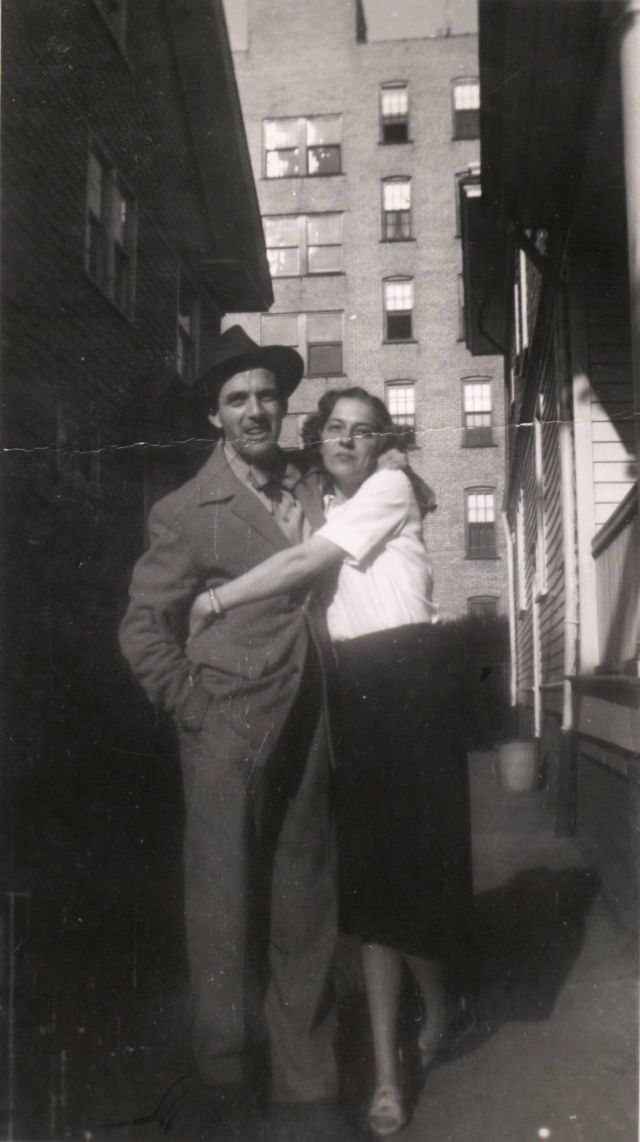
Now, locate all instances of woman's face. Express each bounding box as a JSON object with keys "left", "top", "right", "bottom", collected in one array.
[{"left": 321, "top": 396, "right": 382, "bottom": 494}]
